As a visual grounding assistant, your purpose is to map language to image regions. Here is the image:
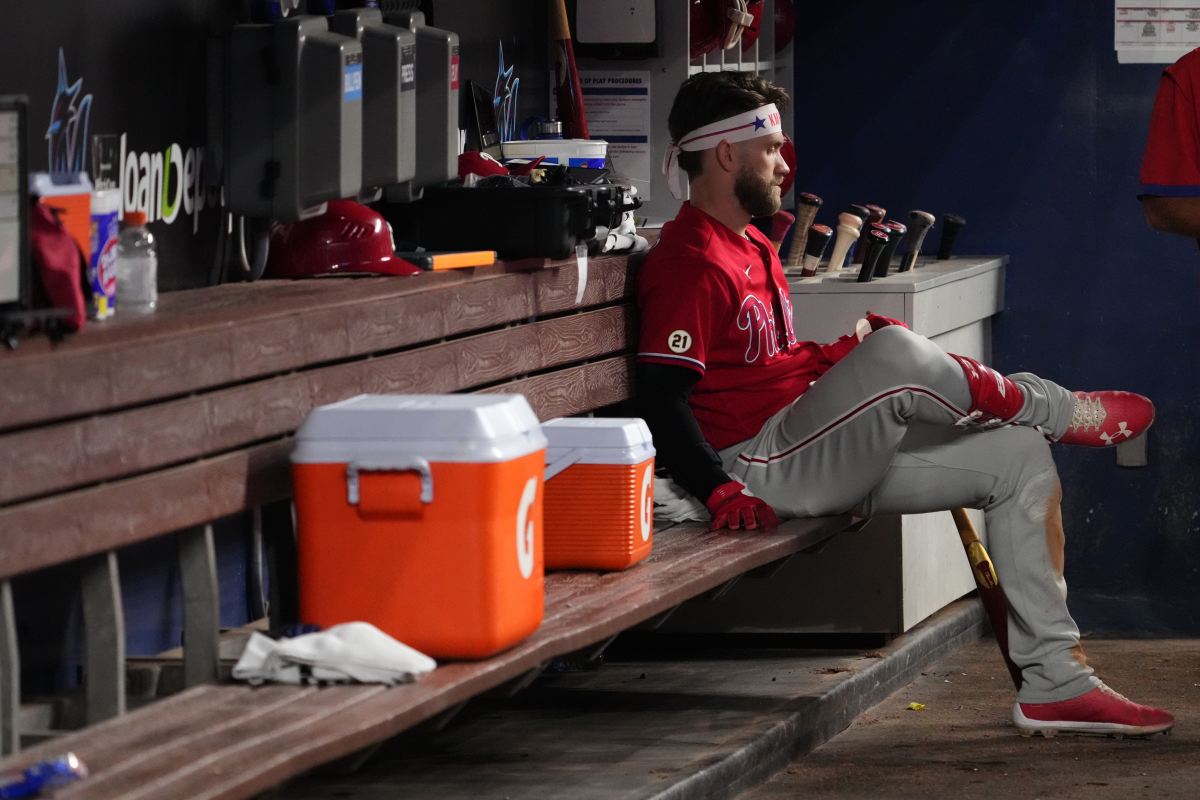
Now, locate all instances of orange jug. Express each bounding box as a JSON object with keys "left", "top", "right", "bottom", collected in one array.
[
  {"left": 541, "top": 417, "right": 656, "bottom": 571},
  {"left": 292, "top": 394, "right": 547, "bottom": 659}
]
